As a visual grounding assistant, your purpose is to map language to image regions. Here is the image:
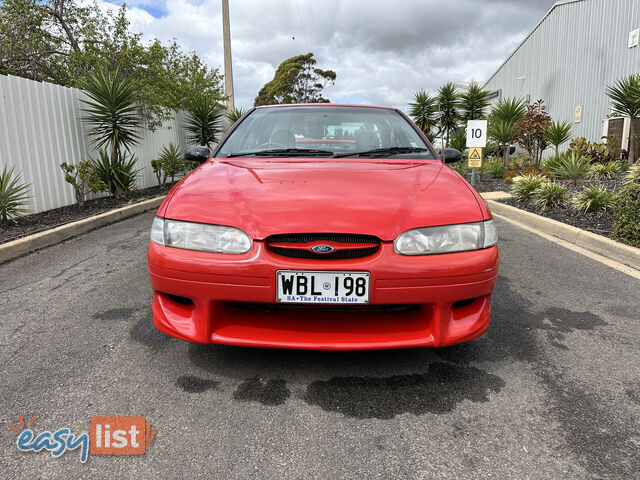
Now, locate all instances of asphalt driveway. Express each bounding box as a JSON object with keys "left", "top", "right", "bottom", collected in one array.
[{"left": 1, "top": 212, "right": 639, "bottom": 479}]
